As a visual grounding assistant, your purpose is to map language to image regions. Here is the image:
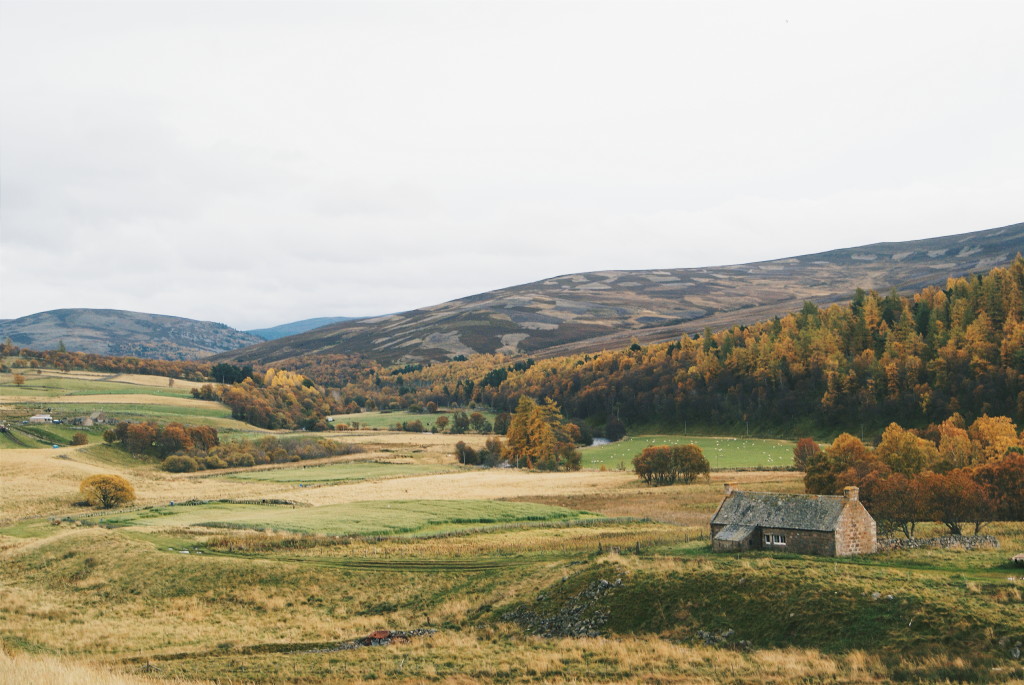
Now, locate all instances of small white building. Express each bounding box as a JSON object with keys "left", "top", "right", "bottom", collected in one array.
[{"left": 29, "top": 414, "right": 53, "bottom": 423}]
